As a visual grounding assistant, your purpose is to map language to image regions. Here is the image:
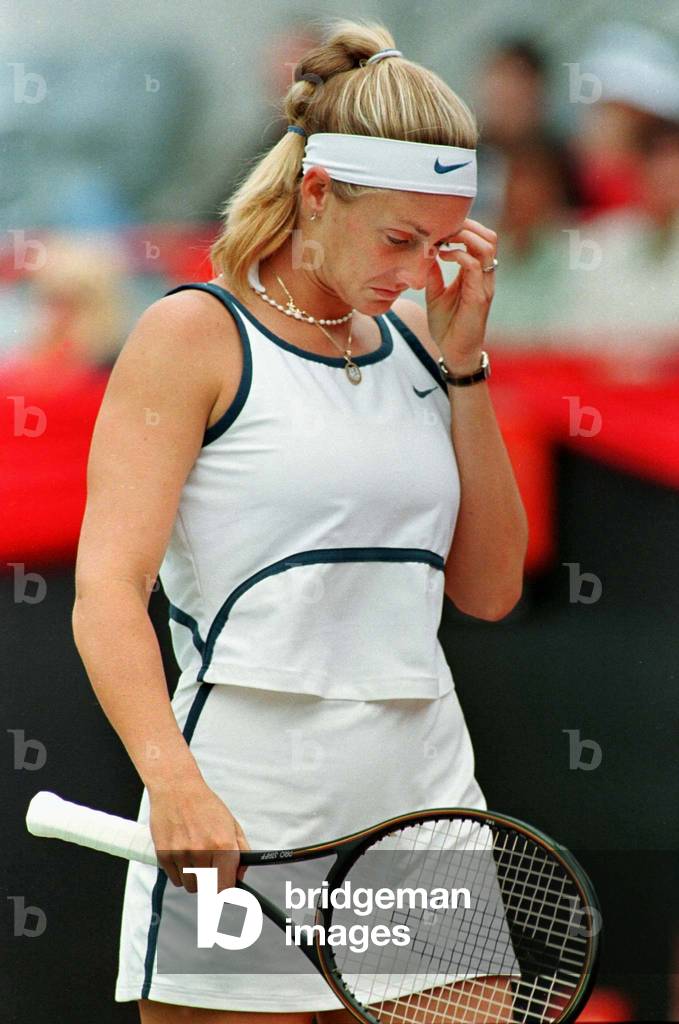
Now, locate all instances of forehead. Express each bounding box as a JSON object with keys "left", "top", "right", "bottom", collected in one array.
[{"left": 363, "top": 191, "right": 471, "bottom": 232}]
